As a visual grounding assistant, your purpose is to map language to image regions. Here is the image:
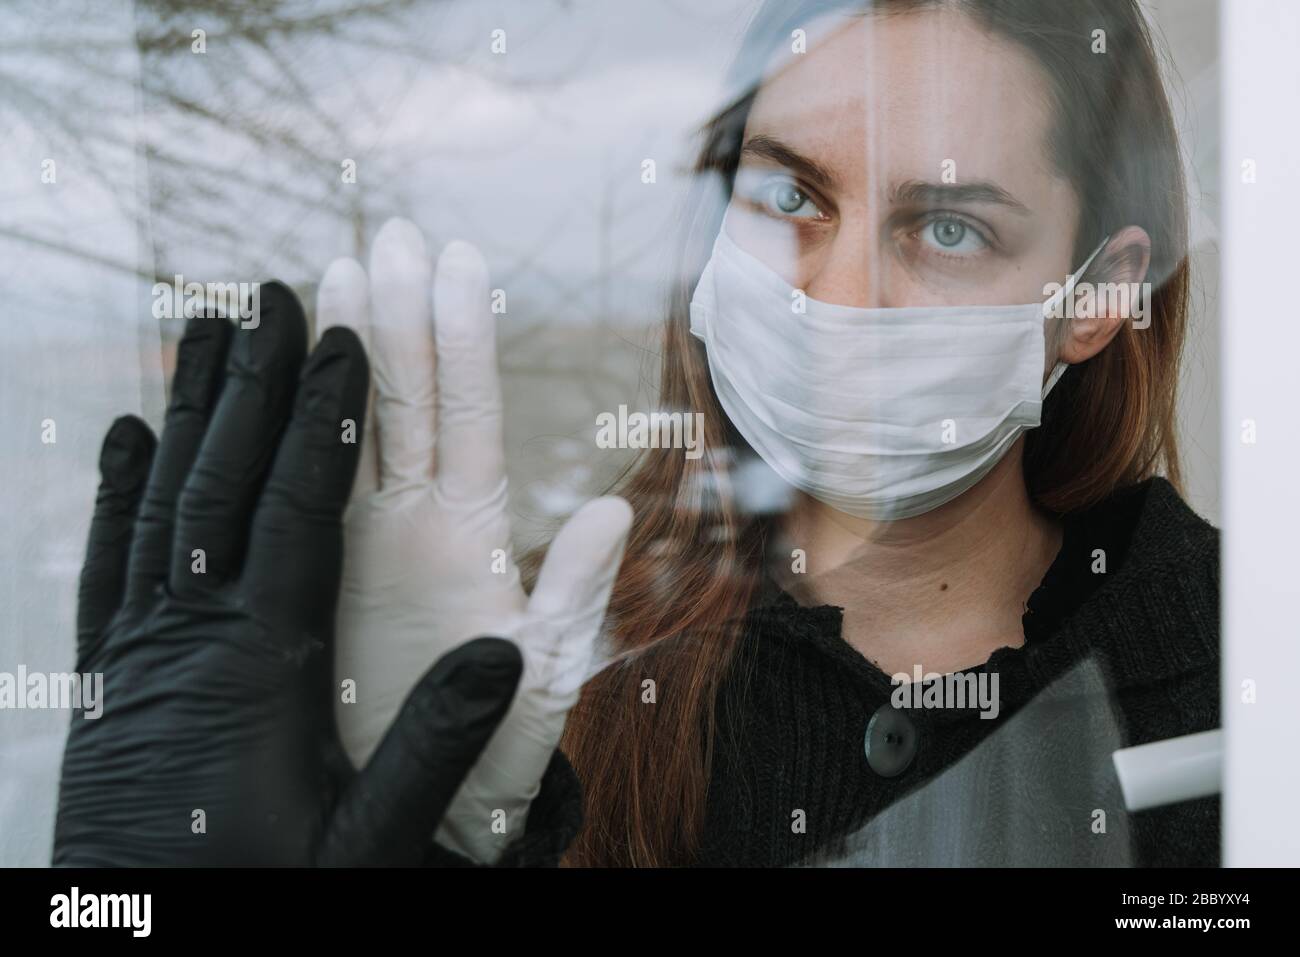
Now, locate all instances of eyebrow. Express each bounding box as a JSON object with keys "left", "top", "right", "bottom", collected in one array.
[
  {"left": 889, "top": 179, "right": 1030, "bottom": 214},
  {"left": 739, "top": 134, "right": 839, "bottom": 193},
  {"left": 738, "top": 135, "right": 1030, "bottom": 215}
]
